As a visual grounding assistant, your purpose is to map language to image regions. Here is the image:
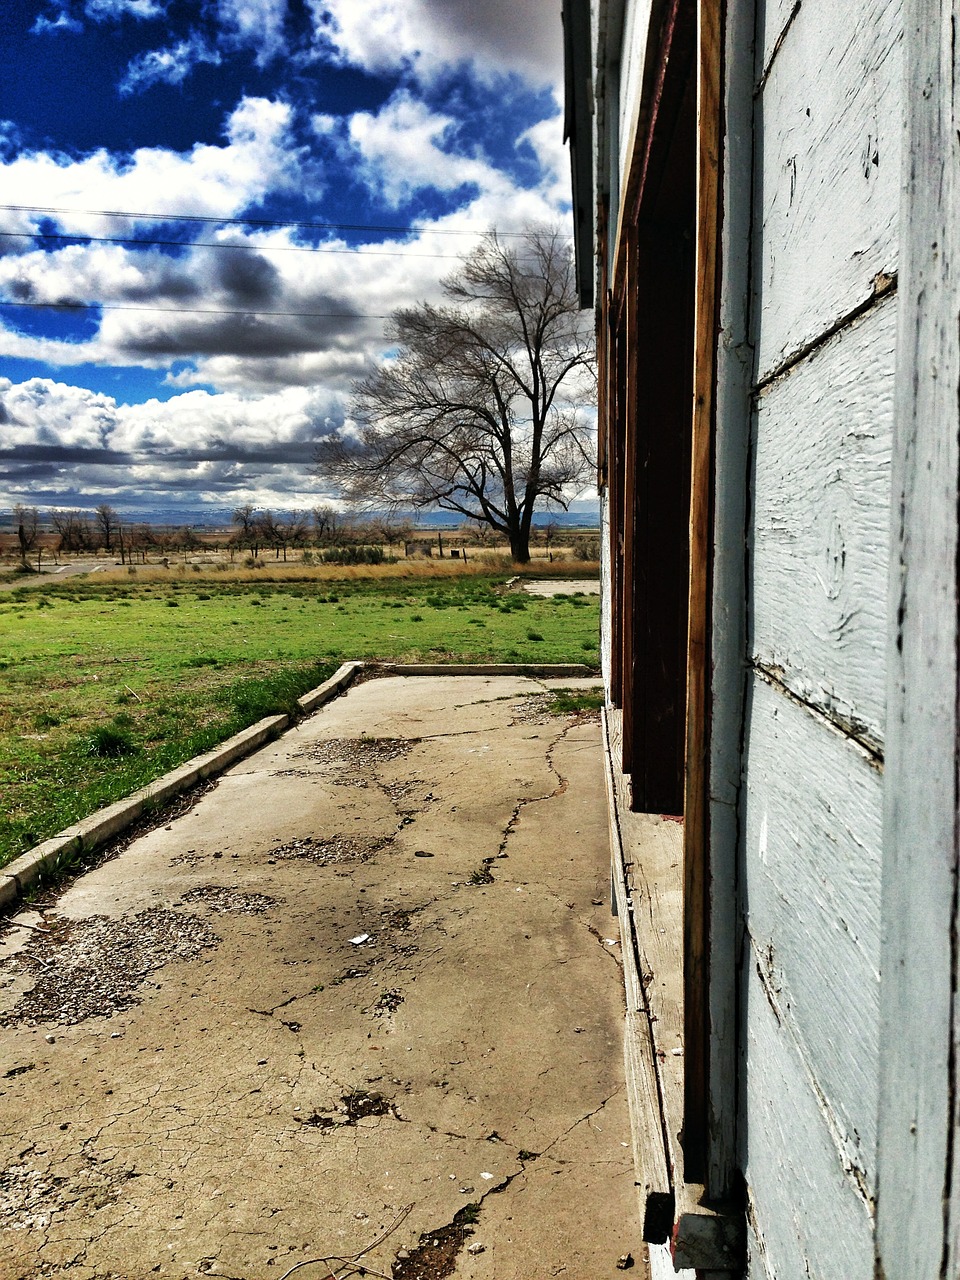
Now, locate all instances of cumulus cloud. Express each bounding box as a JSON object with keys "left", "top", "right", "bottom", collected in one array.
[
  {"left": 0, "top": 376, "right": 344, "bottom": 509},
  {"left": 119, "top": 31, "right": 222, "bottom": 95},
  {"left": 215, "top": 0, "right": 290, "bottom": 65},
  {"left": 309, "top": 0, "right": 563, "bottom": 88},
  {"left": 317, "top": 93, "right": 495, "bottom": 207},
  {"left": 314, "top": 89, "right": 566, "bottom": 234},
  {"left": 0, "top": 97, "right": 304, "bottom": 239}
]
